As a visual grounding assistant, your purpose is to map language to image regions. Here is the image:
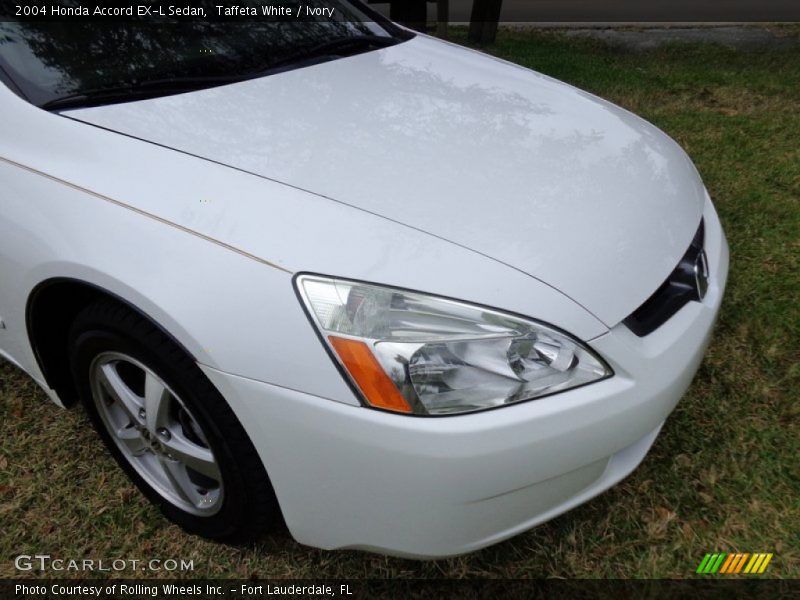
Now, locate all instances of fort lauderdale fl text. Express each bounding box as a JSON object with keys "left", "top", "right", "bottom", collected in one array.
[
  {"left": 16, "top": 583, "right": 354, "bottom": 597},
  {"left": 20, "top": 4, "right": 337, "bottom": 17}
]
